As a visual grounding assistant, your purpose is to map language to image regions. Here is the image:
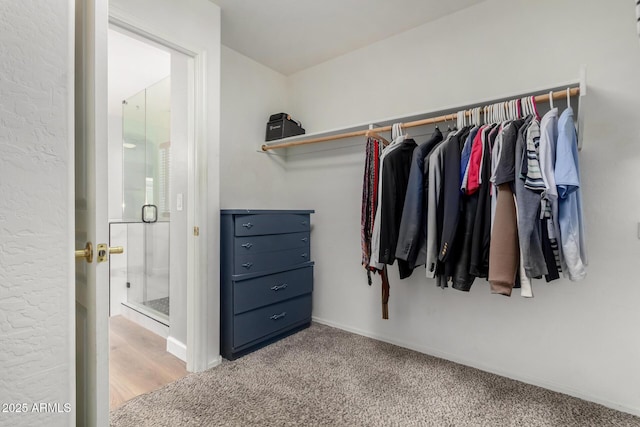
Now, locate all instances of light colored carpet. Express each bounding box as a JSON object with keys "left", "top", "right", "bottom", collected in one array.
[{"left": 110, "top": 323, "right": 639, "bottom": 426}]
